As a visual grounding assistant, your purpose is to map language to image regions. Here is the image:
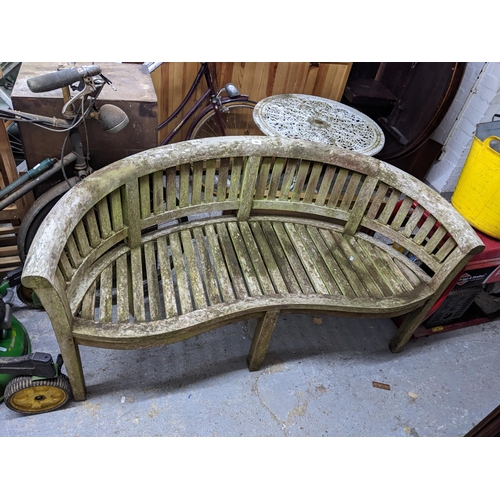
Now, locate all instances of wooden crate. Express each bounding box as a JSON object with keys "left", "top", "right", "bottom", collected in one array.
[
  {"left": 11, "top": 62, "right": 159, "bottom": 197},
  {"left": 151, "top": 62, "right": 352, "bottom": 144},
  {"left": 0, "top": 121, "right": 34, "bottom": 275}
]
